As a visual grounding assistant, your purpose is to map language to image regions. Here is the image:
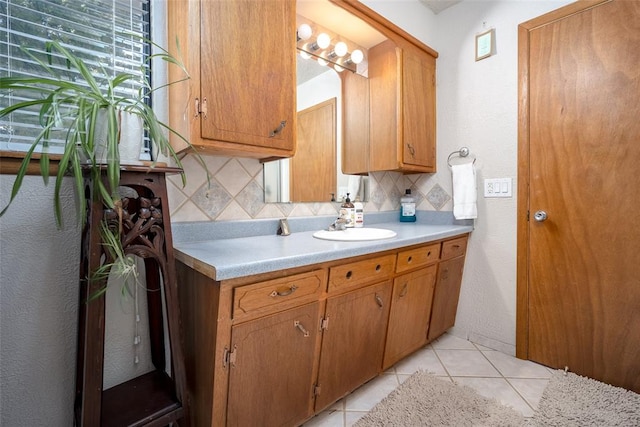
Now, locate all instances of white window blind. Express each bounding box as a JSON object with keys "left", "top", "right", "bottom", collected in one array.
[{"left": 0, "top": 0, "right": 151, "bottom": 156}]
